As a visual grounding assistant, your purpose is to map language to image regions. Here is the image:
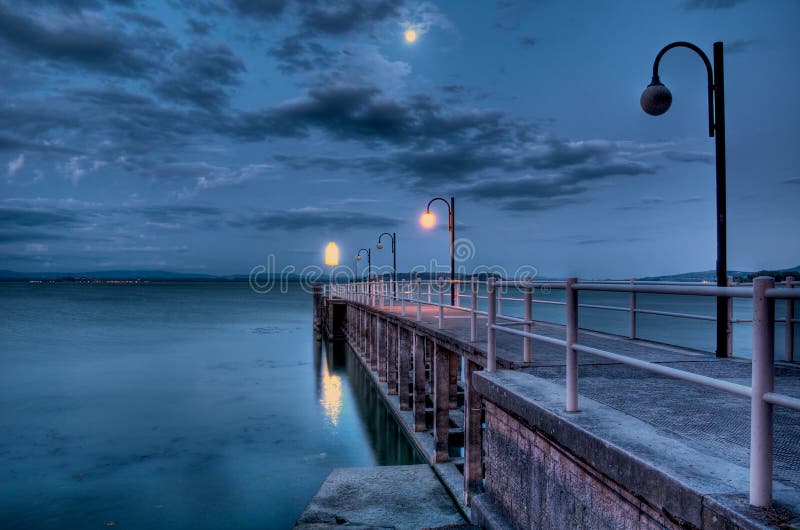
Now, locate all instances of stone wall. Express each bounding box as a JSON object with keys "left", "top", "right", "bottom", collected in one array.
[{"left": 481, "top": 402, "right": 681, "bottom": 530}]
